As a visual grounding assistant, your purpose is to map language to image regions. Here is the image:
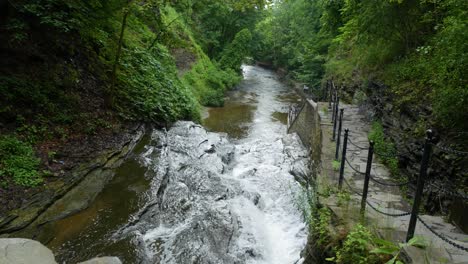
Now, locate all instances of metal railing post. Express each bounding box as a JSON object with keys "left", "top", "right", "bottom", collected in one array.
[
  {"left": 332, "top": 96, "right": 340, "bottom": 141},
  {"left": 331, "top": 93, "right": 336, "bottom": 123},
  {"left": 360, "top": 141, "right": 374, "bottom": 215},
  {"left": 328, "top": 81, "right": 332, "bottom": 109},
  {"left": 335, "top": 108, "right": 344, "bottom": 160},
  {"left": 338, "top": 129, "right": 349, "bottom": 189},
  {"left": 406, "top": 130, "right": 433, "bottom": 241}
]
